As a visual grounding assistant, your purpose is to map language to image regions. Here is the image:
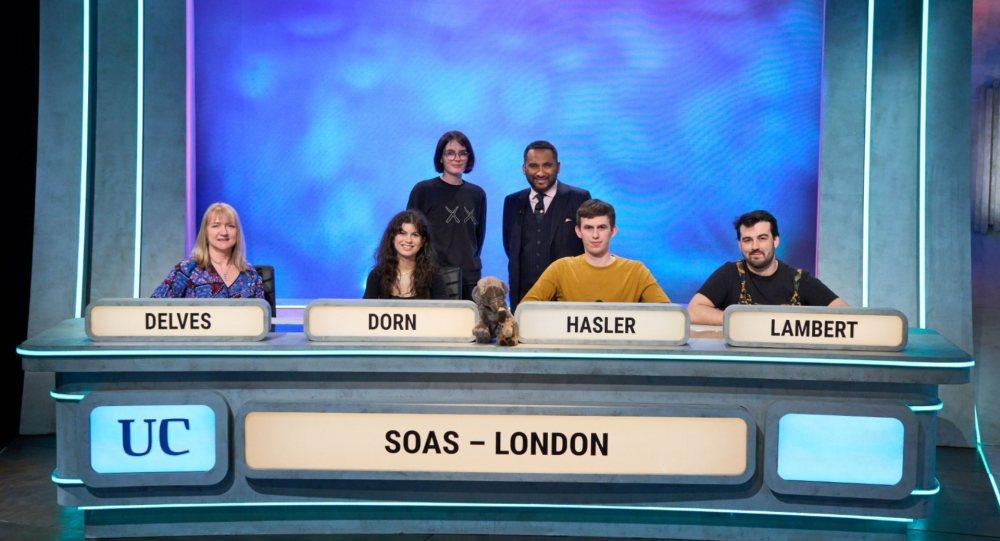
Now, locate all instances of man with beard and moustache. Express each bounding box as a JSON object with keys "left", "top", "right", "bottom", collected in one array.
[
  {"left": 502, "top": 140, "right": 592, "bottom": 312},
  {"left": 687, "top": 210, "right": 847, "bottom": 325}
]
